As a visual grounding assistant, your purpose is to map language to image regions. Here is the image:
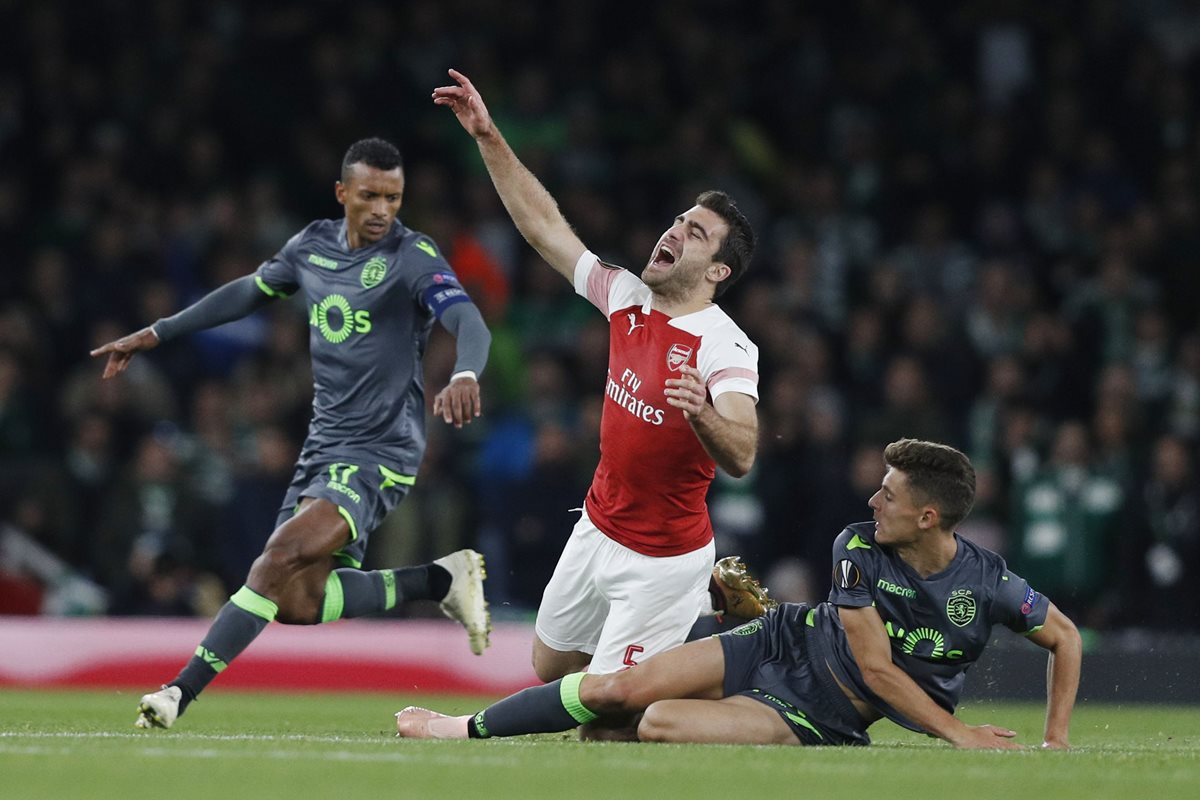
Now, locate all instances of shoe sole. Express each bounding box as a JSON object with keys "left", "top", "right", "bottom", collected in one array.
[{"left": 135, "top": 702, "right": 167, "bottom": 729}]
